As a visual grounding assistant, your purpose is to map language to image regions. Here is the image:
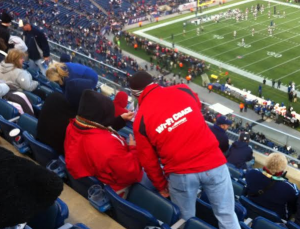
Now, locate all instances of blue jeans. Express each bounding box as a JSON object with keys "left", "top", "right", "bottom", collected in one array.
[{"left": 168, "top": 164, "right": 240, "bottom": 229}]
